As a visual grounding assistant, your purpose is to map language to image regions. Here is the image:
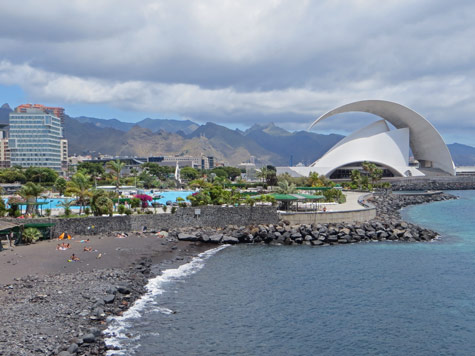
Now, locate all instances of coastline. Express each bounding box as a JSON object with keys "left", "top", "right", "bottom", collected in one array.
[
  {"left": 0, "top": 191, "right": 458, "bottom": 355},
  {"left": 0, "top": 233, "right": 214, "bottom": 356}
]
